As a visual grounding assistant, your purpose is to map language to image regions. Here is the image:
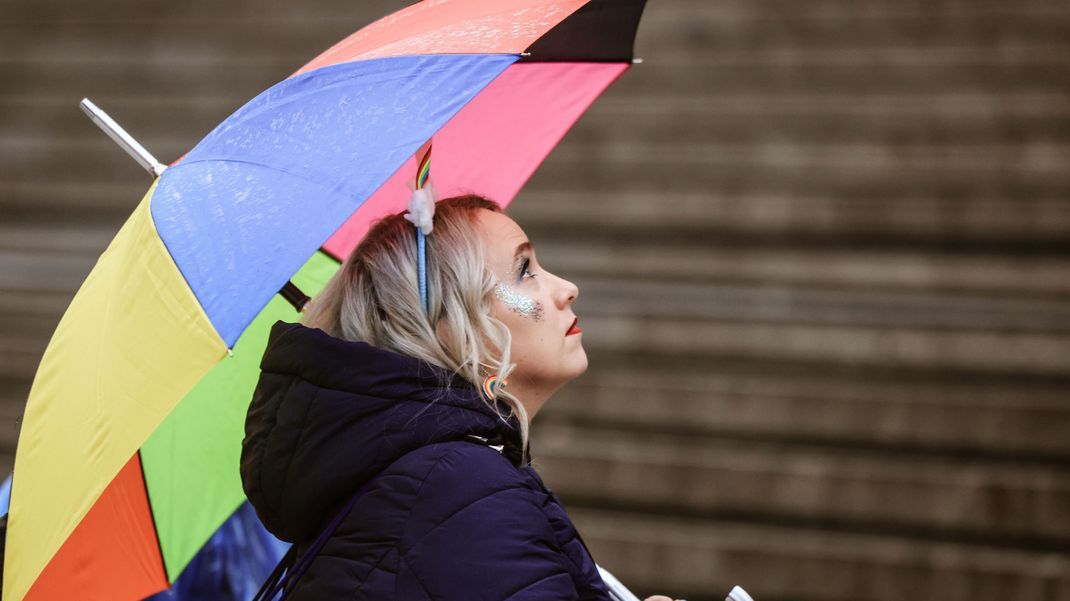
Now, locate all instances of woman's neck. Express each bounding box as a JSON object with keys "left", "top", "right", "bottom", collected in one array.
[{"left": 506, "top": 377, "right": 562, "bottom": 422}]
